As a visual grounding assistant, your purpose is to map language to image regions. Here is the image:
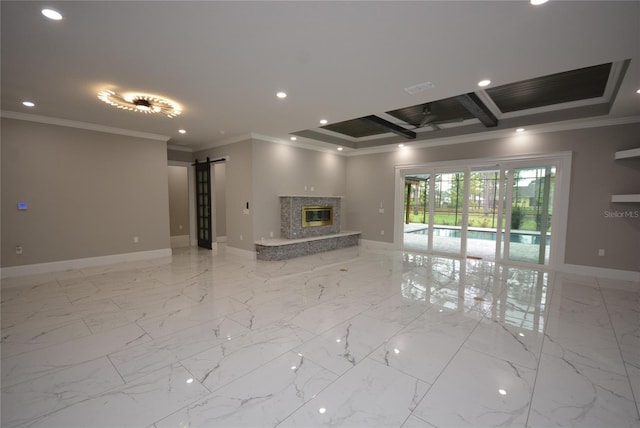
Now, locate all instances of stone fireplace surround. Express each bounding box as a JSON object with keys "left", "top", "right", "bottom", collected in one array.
[{"left": 255, "top": 196, "right": 360, "bottom": 261}]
